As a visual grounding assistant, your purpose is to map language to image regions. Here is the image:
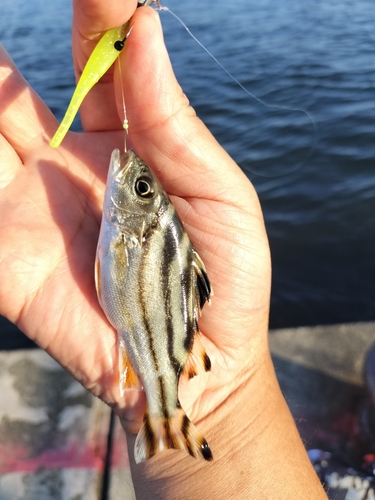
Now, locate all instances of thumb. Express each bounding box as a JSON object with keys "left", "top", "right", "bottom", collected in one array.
[
  {"left": 118, "top": 7, "right": 253, "bottom": 207},
  {"left": 121, "top": 7, "right": 189, "bottom": 145}
]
